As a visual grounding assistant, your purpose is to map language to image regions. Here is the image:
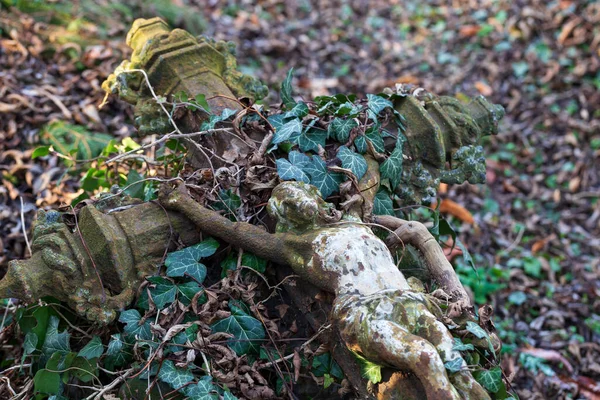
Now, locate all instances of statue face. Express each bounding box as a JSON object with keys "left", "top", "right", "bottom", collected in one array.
[{"left": 267, "top": 182, "right": 323, "bottom": 232}]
